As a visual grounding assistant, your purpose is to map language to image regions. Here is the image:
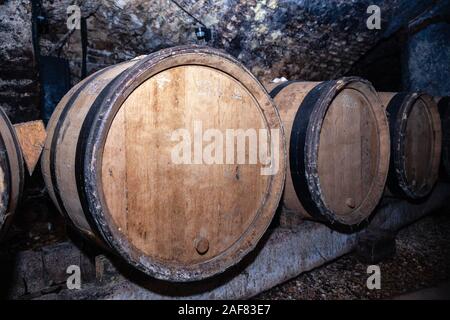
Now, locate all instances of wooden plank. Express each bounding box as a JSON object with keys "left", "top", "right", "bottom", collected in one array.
[
  {"left": 102, "top": 65, "right": 270, "bottom": 265},
  {"left": 13, "top": 120, "right": 46, "bottom": 176}
]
